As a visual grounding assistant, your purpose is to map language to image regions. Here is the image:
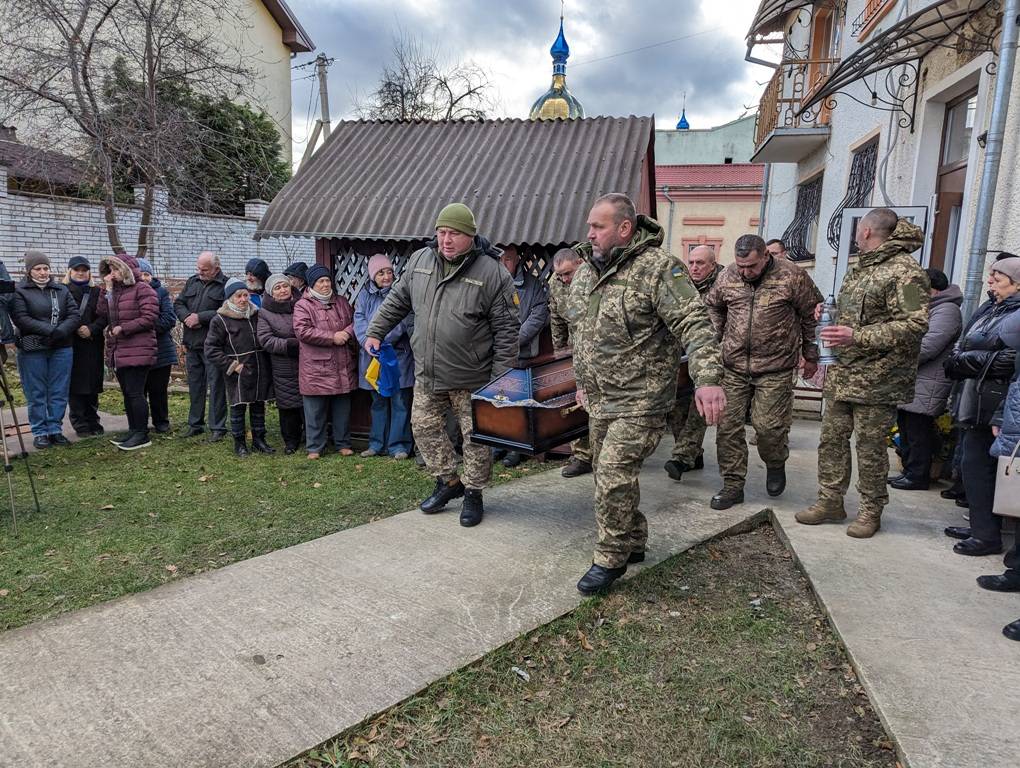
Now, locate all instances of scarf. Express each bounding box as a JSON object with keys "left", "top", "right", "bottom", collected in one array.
[
  {"left": 70, "top": 277, "right": 91, "bottom": 287},
  {"left": 227, "top": 300, "right": 254, "bottom": 318},
  {"left": 308, "top": 286, "right": 333, "bottom": 305},
  {"left": 31, "top": 277, "right": 49, "bottom": 288}
]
